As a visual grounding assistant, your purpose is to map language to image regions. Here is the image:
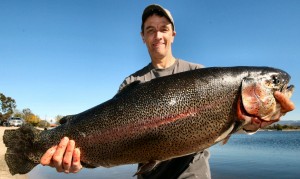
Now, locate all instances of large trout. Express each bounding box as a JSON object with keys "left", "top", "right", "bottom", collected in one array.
[{"left": 3, "top": 66, "right": 294, "bottom": 175}]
